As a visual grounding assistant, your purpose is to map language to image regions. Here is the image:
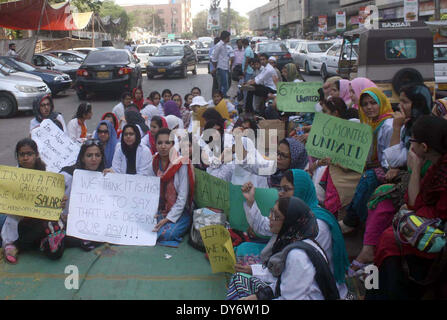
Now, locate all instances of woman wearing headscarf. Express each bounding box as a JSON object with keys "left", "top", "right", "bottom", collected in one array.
[
  {"left": 281, "top": 63, "right": 304, "bottom": 83},
  {"left": 149, "top": 128, "right": 195, "bottom": 247},
  {"left": 339, "top": 87, "right": 394, "bottom": 234},
  {"left": 61, "top": 139, "right": 107, "bottom": 251},
  {"left": 367, "top": 116, "right": 447, "bottom": 300},
  {"left": 181, "top": 94, "right": 193, "bottom": 129},
  {"left": 110, "top": 124, "right": 152, "bottom": 175},
  {"left": 93, "top": 120, "right": 118, "bottom": 169},
  {"left": 141, "top": 115, "right": 168, "bottom": 155},
  {"left": 163, "top": 100, "right": 182, "bottom": 119},
  {"left": 141, "top": 91, "right": 161, "bottom": 124},
  {"left": 124, "top": 106, "right": 150, "bottom": 137},
  {"left": 349, "top": 78, "right": 378, "bottom": 110},
  {"left": 67, "top": 102, "right": 93, "bottom": 142},
  {"left": 29, "top": 95, "right": 66, "bottom": 133},
  {"left": 433, "top": 98, "right": 447, "bottom": 119},
  {"left": 329, "top": 79, "right": 352, "bottom": 106},
  {"left": 132, "top": 87, "right": 145, "bottom": 111},
  {"left": 269, "top": 138, "right": 309, "bottom": 188},
  {"left": 322, "top": 76, "right": 342, "bottom": 99},
  {"left": 100, "top": 112, "right": 119, "bottom": 134},
  {"left": 348, "top": 84, "right": 433, "bottom": 276},
  {"left": 227, "top": 197, "right": 340, "bottom": 300}
]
